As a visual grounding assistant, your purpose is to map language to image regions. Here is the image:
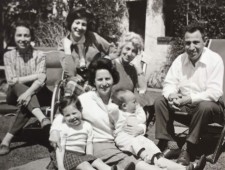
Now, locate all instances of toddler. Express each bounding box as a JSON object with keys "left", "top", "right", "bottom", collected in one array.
[{"left": 49, "top": 95, "right": 117, "bottom": 170}]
